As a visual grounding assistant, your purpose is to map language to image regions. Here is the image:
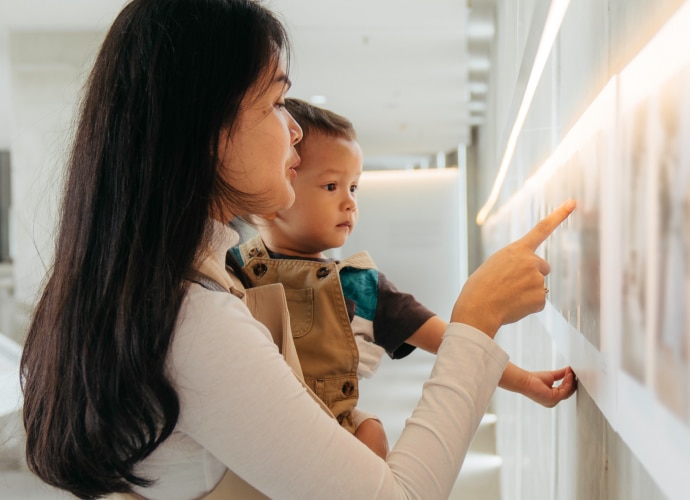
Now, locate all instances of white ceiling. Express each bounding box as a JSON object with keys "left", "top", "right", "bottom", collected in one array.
[
  {"left": 0, "top": 0, "right": 495, "bottom": 168},
  {"left": 269, "top": 0, "right": 471, "bottom": 158}
]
